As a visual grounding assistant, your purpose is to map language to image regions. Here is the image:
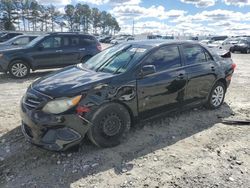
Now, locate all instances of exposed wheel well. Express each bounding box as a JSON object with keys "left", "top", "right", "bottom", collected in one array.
[
  {"left": 111, "top": 100, "right": 135, "bottom": 126},
  {"left": 216, "top": 78, "right": 227, "bottom": 90}
]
